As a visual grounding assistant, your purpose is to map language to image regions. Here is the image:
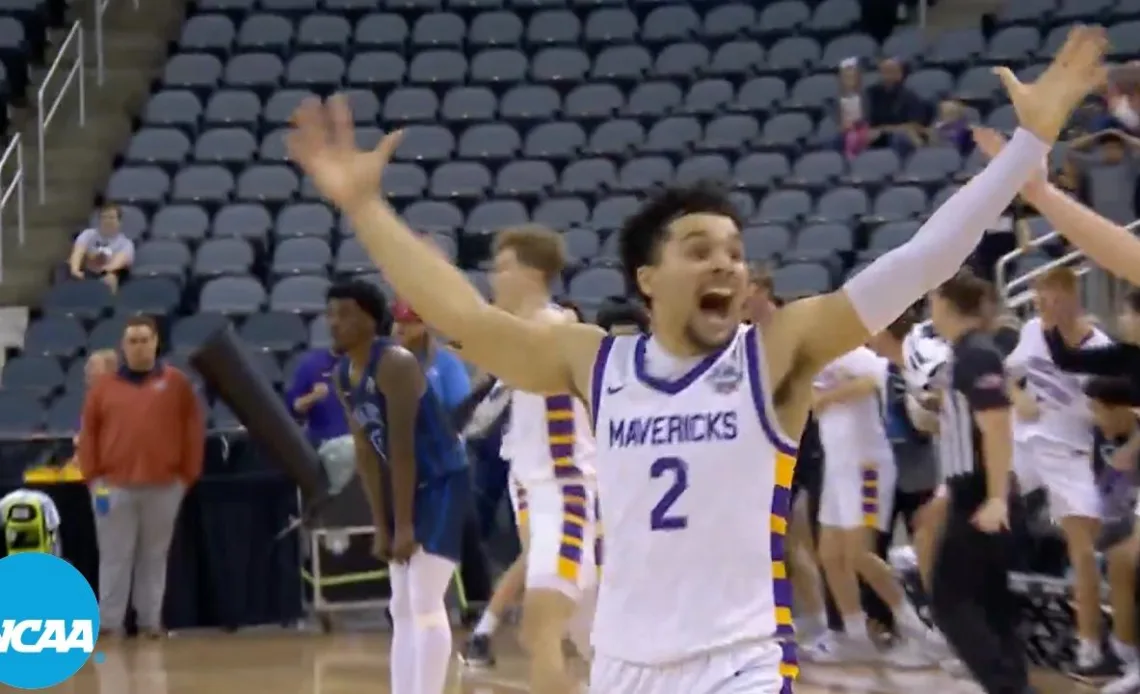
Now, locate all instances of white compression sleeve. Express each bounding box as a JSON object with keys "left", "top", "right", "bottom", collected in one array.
[{"left": 844, "top": 128, "right": 1049, "bottom": 334}]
